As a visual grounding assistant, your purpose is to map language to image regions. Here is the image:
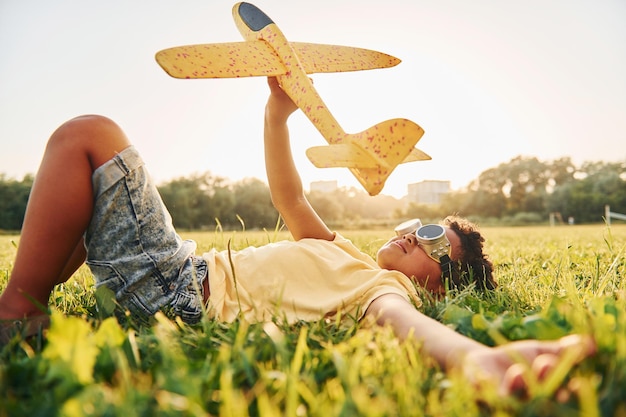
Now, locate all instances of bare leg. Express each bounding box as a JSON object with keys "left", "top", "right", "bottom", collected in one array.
[{"left": 0, "top": 115, "right": 131, "bottom": 319}]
